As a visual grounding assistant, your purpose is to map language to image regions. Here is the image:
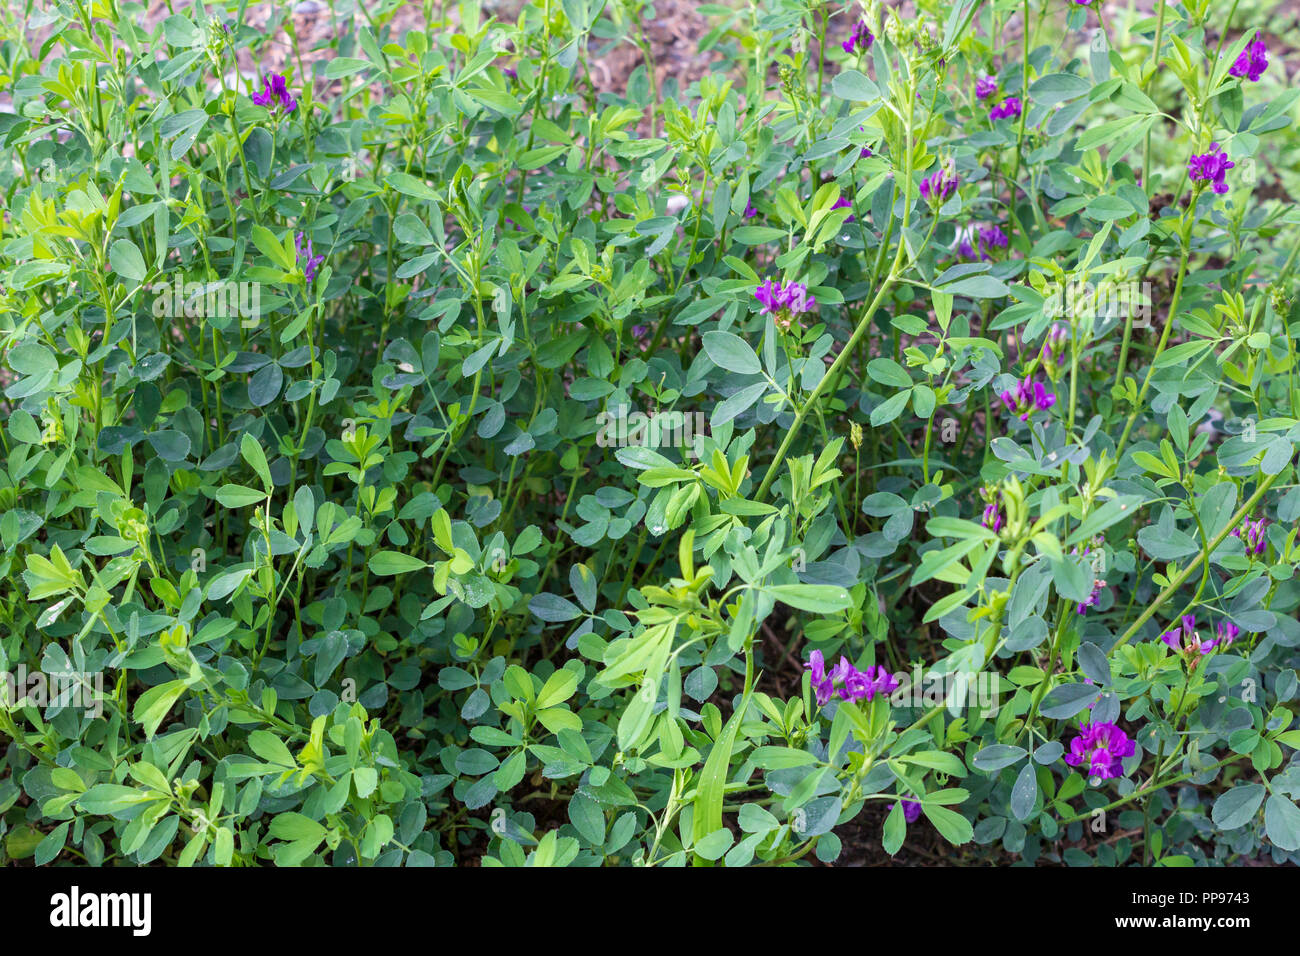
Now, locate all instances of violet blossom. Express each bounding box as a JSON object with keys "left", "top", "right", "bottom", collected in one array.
[
  {"left": 832, "top": 195, "right": 855, "bottom": 223},
  {"left": 1231, "top": 515, "right": 1267, "bottom": 556},
  {"left": 979, "top": 484, "right": 1004, "bottom": 533},
  {"left": 893, "top": 798, "right": 923, "bottom": 823},
  {"left": 989, "top": 96, "right": 1021, "bottom": 121},
  {"left": 975, "top": 75, "right": 998, "bottom": 100},
  {"left": 1040, "top": 324, "right": 1069, "bottom": 378},
  {"left": 1188, "top": 144, "right": 1234, "bottom": 194},
  {"left": 1064, "top": 721, "right": 1135, "bottom": 781},
  {"left": 999, "top": 375, "right": 1056, "bottom": 421},
  {"left": 755, "top": 277, "right": 817, "bottom": 331},
  {"left": 920, "top": 161, "right": 958, "bottom": 203},
  {"left": 1215, "top": 621, "right": 1240, "bottom": 651},
  {"left": 842, "top": 19, "right": 874, "bottom": 55},
  {"left": 955, "top": 223, "right": 1008, "bottom": 261},
  {"left": 805, "top": 650, "right": 898, "bottom": 707},
  {"left": 1077, "top": 580, "right": 1104, "bottom": 614},
  {"left": 1159, "top": 614, "right": 1224, "bottom": 661},
  {"left": 295, "top": 231, "right": 325, "bottom": 282},
  {"left": 252, "top": 72, "right": 298, "bottom": 115},
  {"left": 1229, "top": 33, "right": 1268, "bottom": 82}
]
